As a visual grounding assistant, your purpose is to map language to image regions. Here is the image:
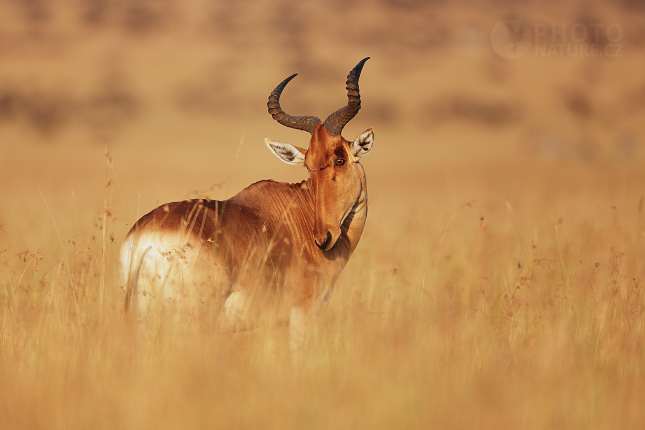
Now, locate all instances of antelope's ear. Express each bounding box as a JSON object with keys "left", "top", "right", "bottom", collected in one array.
[
  {"left": 351, "top": 127, "right": 374, "bottom": 159},
  {"left": 265, "top": 139, "right": 306, "bottom": 165}
]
